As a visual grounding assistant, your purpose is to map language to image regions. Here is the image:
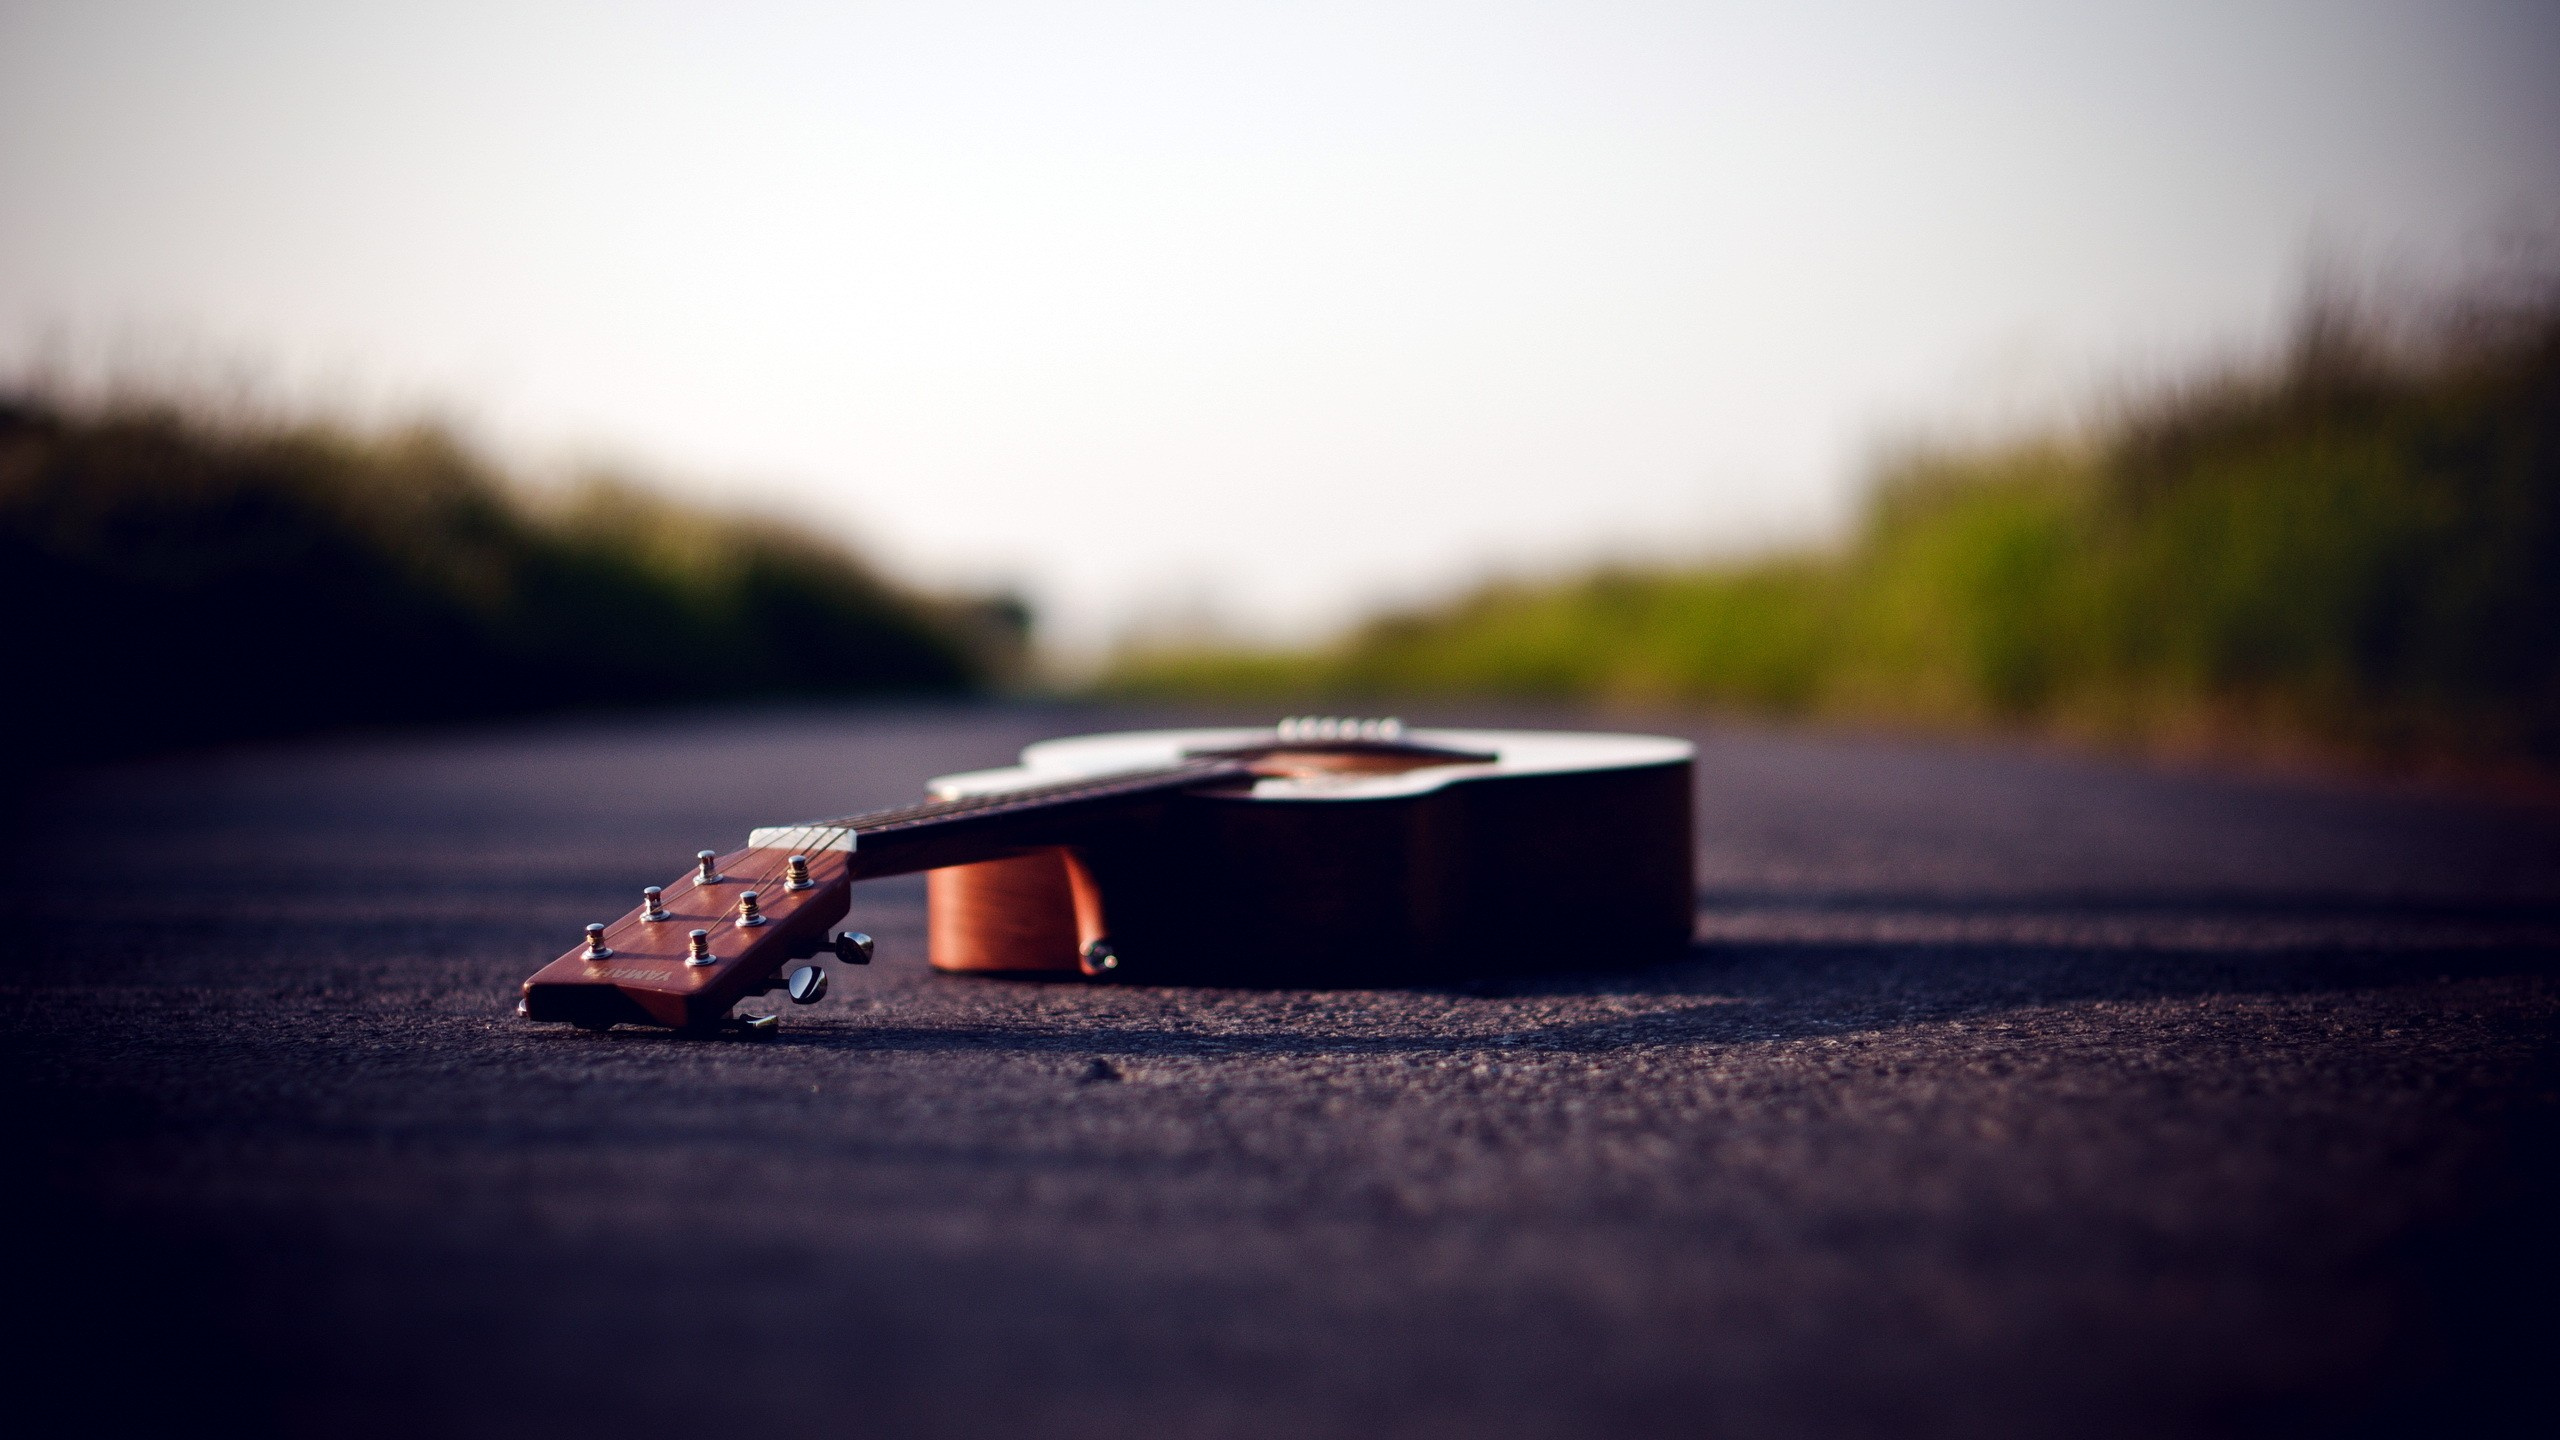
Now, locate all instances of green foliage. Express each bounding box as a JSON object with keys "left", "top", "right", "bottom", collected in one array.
[
  {"left": 1106, "top": 294, "right": 2560, "bottom": 768},
  {"left": 0, "top": 397, "right": 1026, "bottom": 760}
]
